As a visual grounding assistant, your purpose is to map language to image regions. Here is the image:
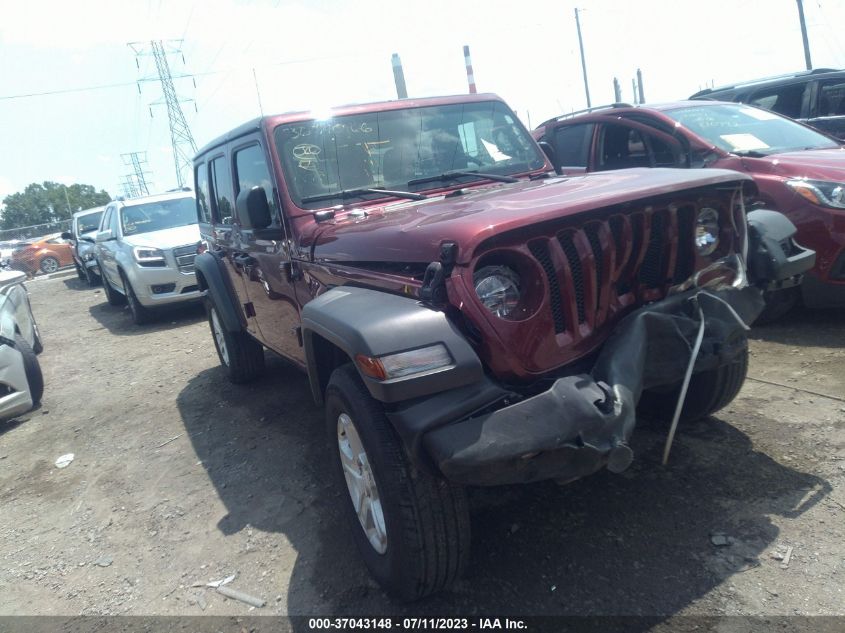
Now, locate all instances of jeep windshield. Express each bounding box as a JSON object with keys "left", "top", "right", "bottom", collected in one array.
[
  {"left": 667, "top": 103, "right": 840, "bottom": 156},
  {"left": 274, "top": 100, "right": 546, "bottom": 209},
  {"left": 120, "top": 198, "right": 197, "bottom": 237}
]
